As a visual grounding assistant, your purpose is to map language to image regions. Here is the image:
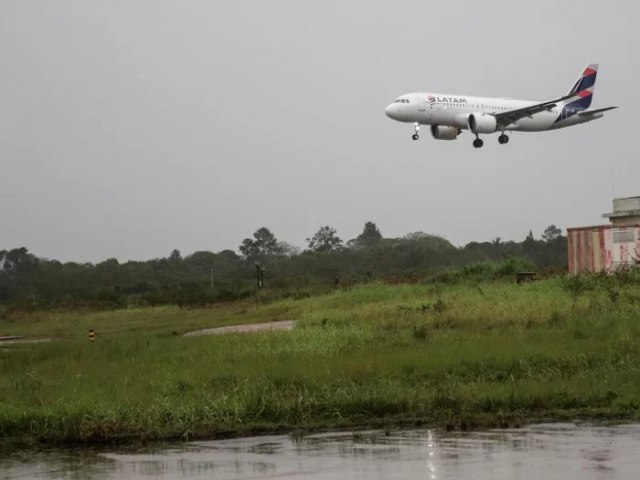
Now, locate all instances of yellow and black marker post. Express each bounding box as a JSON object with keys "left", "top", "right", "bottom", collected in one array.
[{"left": 89, "top": 329, "right": 95, "bottom": 342}]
